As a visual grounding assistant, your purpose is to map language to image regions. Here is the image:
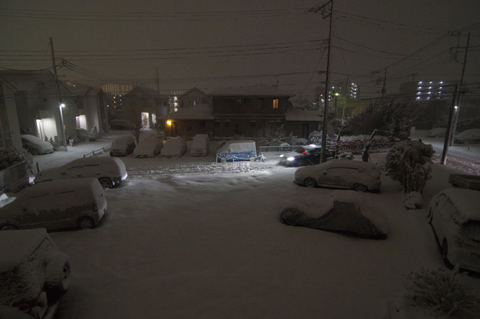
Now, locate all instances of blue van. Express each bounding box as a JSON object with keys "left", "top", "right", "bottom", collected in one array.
[{"left": 216, "top": 140, "right": 257, "bottom": 162}]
